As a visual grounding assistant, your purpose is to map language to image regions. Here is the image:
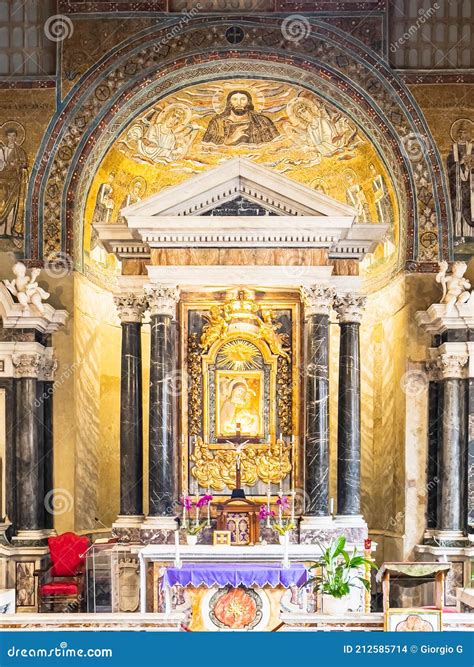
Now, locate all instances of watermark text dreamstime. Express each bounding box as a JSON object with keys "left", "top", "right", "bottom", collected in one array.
[
  {"left": 7, "top": 642, "right": 112, "bottom": 659},
  {"left": 34, "top": 361, "right": 80, "bottom": 408},
  {"left": 153, "top": 5, "right": 202, "bottom": 51},
  {"left": 390, "top": 3, "right": 440, "bottom": 53}
]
